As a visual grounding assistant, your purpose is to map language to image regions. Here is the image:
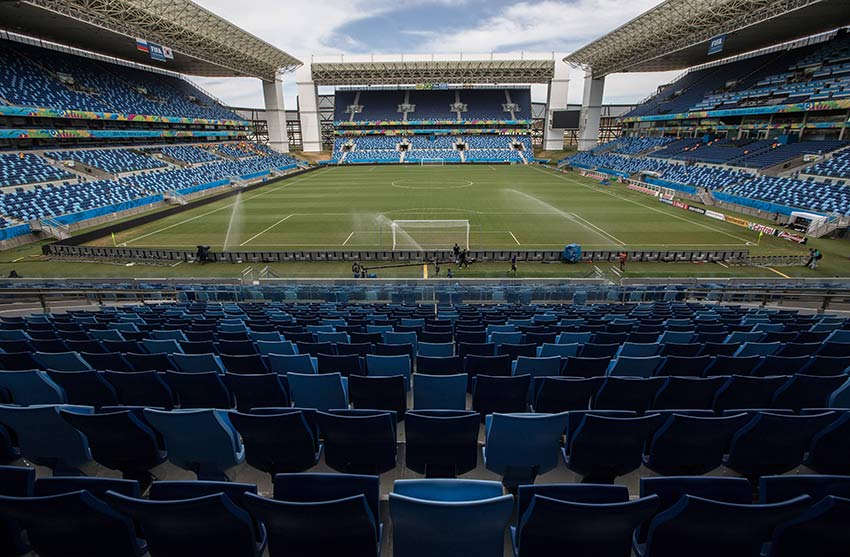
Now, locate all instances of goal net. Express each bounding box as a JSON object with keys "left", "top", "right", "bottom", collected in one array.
[
  {"left": 391, "top": 220, "right": 470, "bottom": 250},
  {"left": 420, "top": 159, "right": 445, "bottom": 166}
]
